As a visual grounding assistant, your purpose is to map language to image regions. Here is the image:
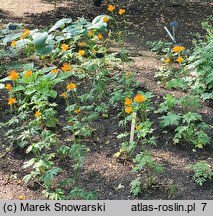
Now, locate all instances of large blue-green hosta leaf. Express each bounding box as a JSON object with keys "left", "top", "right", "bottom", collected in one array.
[
  {"left": 62, "top": 26, "right": 85, "bottom": 36},
  {"left": 3, "top": 32, "right": 22, "bottom": 44},
  {"left": 55, "top": 35, "right": 66, "bottom": 42},
  {"left": 31, "top": 32, "right": 48, "bottom": 45},
  {"left": 49, "top": 18, "right": 72, "bottom": 32},
  {"left": 35, "top": 44, "right": 54, "bottom": 55},
  {"left": 46, "top": 34, "right": 56, "bottom": 44},
  {"left": 74, "top": 18, "right": 90, "bottom": 26},
  {"left": 38, "top": 66, "right": 57, "bottom": 74},
  {"left": 16, "top": 39, "right": 31, "bottom": 48},
  {"left": 0, "top": 83, "right": 5, "bottom": 89},
  {"left": 88, "top": 15, "right": 110, "bottom": 30}
]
